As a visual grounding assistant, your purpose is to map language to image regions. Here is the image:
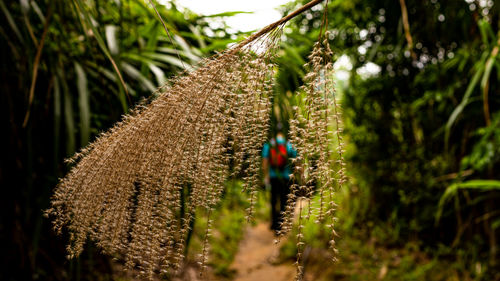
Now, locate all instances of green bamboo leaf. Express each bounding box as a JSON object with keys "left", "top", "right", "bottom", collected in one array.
[
  {"left": 200, "top": 37, "right": 245, "bottom": 53},
  {"left": 75, "top": 62, "right": 90, "bottom": 146},
  {"left": 156, "top": 47, "right": 201, "bottom": 62},
  {"left": 188, "top": 24, "right": 206, "bottom": 49},
  {"left": 53, "top": 75, "right": 61, "bottom": 167},
  {"left": 73, "top": 0, "right": 129, "bottom": 102},
  {"left": 478, "top": 19, "right": 496, "bottom": 46},
  {"left": 478, "top": 20, "right": 490, "bottom": 46},
  {"left": 480, "top": 54, "right": 495, "bottom": 125},
  {"left": 21, "top": 4, "right": 37, "bottom": 46},
  {"left": 121, "top": 52, "right": 162, "bottom": 67},
  {"left": 0, "top": 0, "right": 24, "bottom": 44},
  {"left": 121, "top": 62, "right": 157, "bottom": 92},
  {"left": 201, "top": 11, "right": 252, "bottom": 18},
  {"left": 86, "top": 62, "right": 117, "bottom": 81},
  {"left": 444, "top": 59, "right": 485, "bottom": 149},
  {"left": 481, "top": 45, "right": 498, "bottom": 91},
  {"left": 173, "top": 34, "right": 192, "bottom": 54},
  {"left": 29, "top": 0, "right": 45, "bottom": 22},
  {"left": 142, "top": 52, "right": 190, "bottom": 69},
  {"left": 148, "top": 63, "right": 166, "bottom": 85},
  {"left": 57, "top": 68, "right": 76, "bottom": 156},
  {"left": 121, "top": 53, "right": 170, "bottom": 86},
  {"left": 105, "top": 25, "right": 119, "bottom": 55},
  {"left": 161, "top": 34, "right": 203, "bottom": 62},
  {"left": 85, "top": 61, "right": 137, "bottom": 103},
  {"left": 436, "top": 180, "right": 500, "bottom": 223},
  {"left": 141, "top": 23, "right": 160, "bottom": 75},
  {"left": 284, "top": 45, "right": 307, "bottom": 66}
]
